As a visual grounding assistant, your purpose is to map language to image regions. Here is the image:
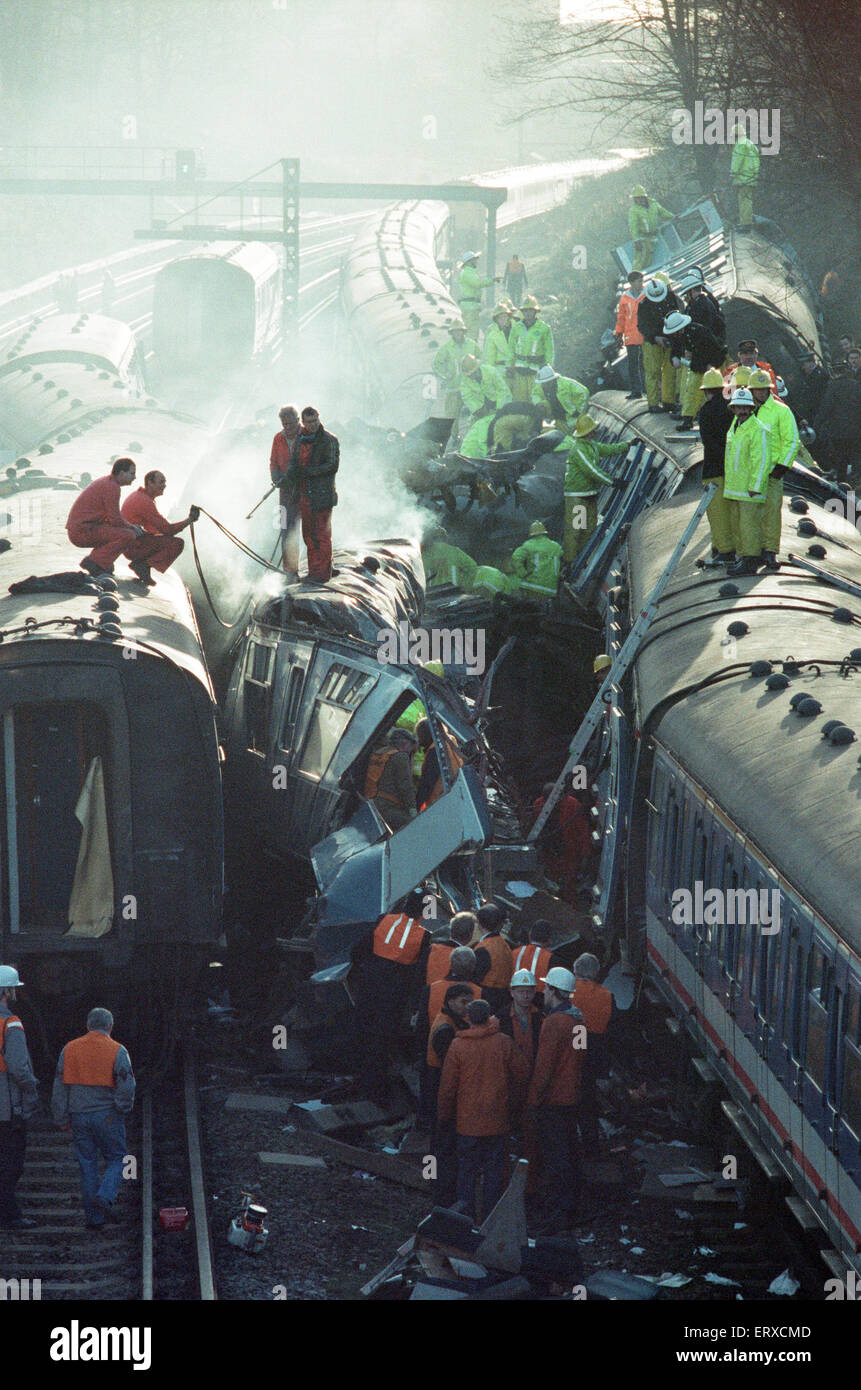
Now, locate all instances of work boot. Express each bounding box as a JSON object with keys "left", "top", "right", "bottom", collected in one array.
[
  {"left": 625, "top": 391, "right": 643, "bottom": 400},
  {"left": 130, "top": 560, "right": 155, "bottom": 587},
  {"left": 668, "top": 405, "right": 681, "bottom": 417},
  {"left": 647, "top": 405, "right": 662, "bottom": 414},
  {"left": 674, "top": 416, "right": 694, "bottom": 432},
  {"left": 727, "top": 555, "right": 761, "bottom": 577},
  {"left": 80, "top": 556, "right": 113, "bottom": 578},
  {"left": 761, "top": 550, "right": 780, "bottom": 571}
]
